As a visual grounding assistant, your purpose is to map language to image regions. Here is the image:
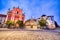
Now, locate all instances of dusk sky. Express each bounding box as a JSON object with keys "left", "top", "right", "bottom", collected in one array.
[{"left": 0, "top": 0, "right": 60, "bottom": 25}]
